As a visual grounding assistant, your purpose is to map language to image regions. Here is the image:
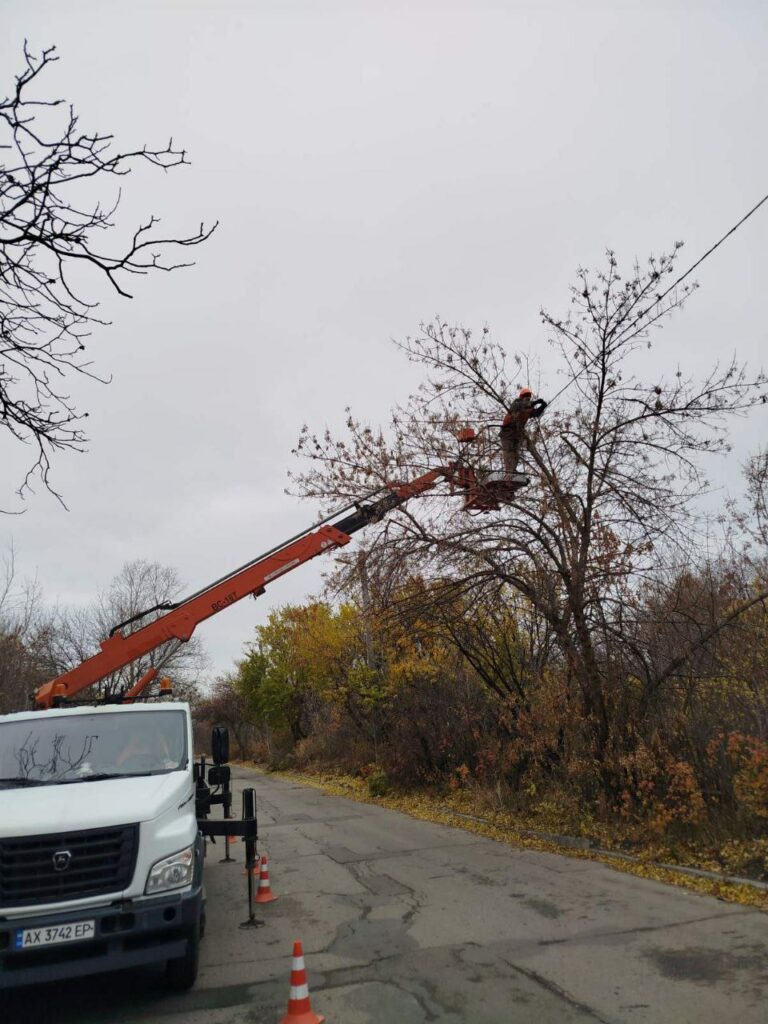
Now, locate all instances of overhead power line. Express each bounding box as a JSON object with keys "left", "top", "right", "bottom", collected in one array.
[
  {"left": 546, "top": 189, "right": 768, "bottom": 407},
  {"left": 393, "top": 190, "right": 768, "bottom": 431}
]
